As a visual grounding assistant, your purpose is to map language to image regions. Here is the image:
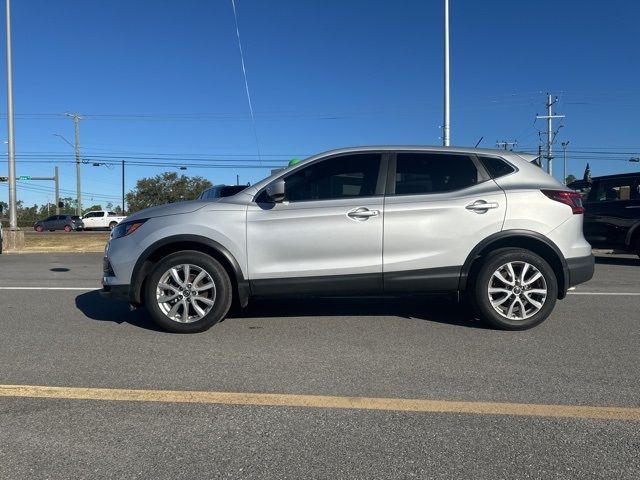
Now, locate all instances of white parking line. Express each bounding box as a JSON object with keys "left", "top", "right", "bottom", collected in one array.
[
  {"left": 567, "top": 292, "right": 640, "bottom": 296},
  {"left": 0, "top": 287, "right": 100, "bottom": 291}
]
